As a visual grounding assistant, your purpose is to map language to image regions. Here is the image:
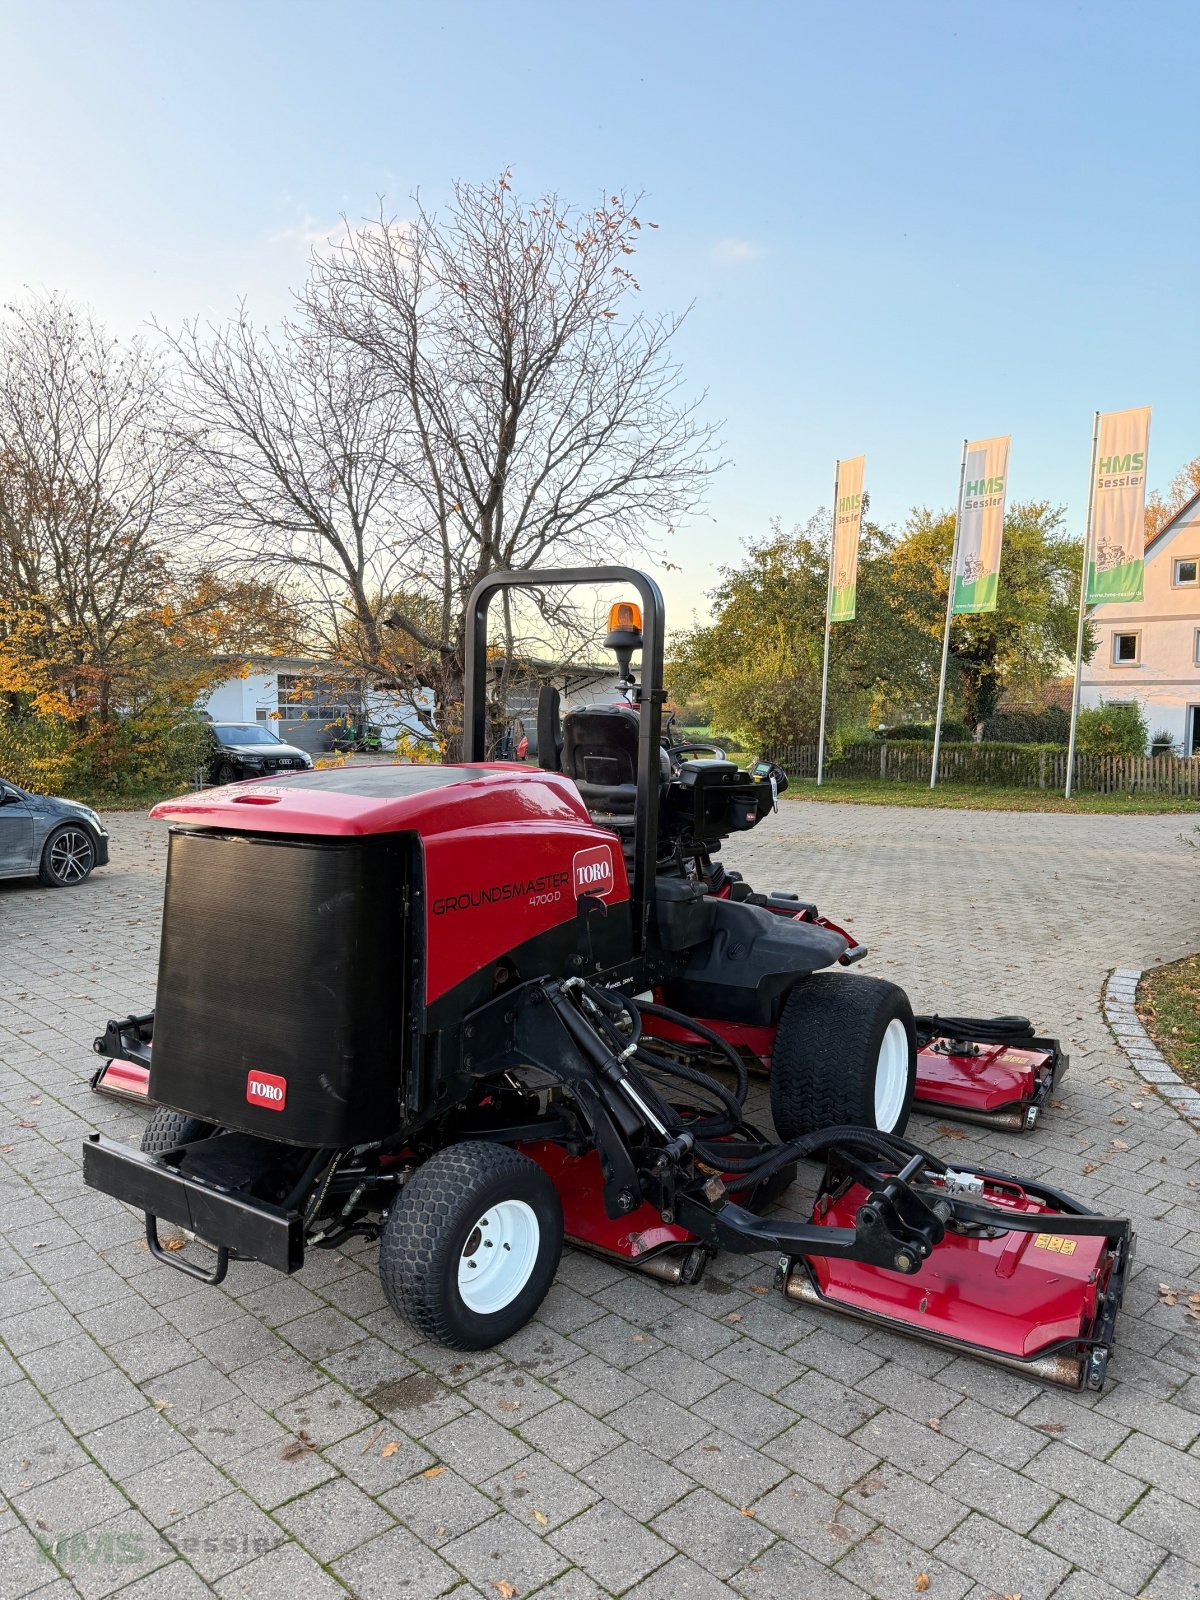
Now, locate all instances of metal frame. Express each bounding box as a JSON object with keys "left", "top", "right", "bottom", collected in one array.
[{"left": 464, "top": 567, "right": 667, "bottom": 954}]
